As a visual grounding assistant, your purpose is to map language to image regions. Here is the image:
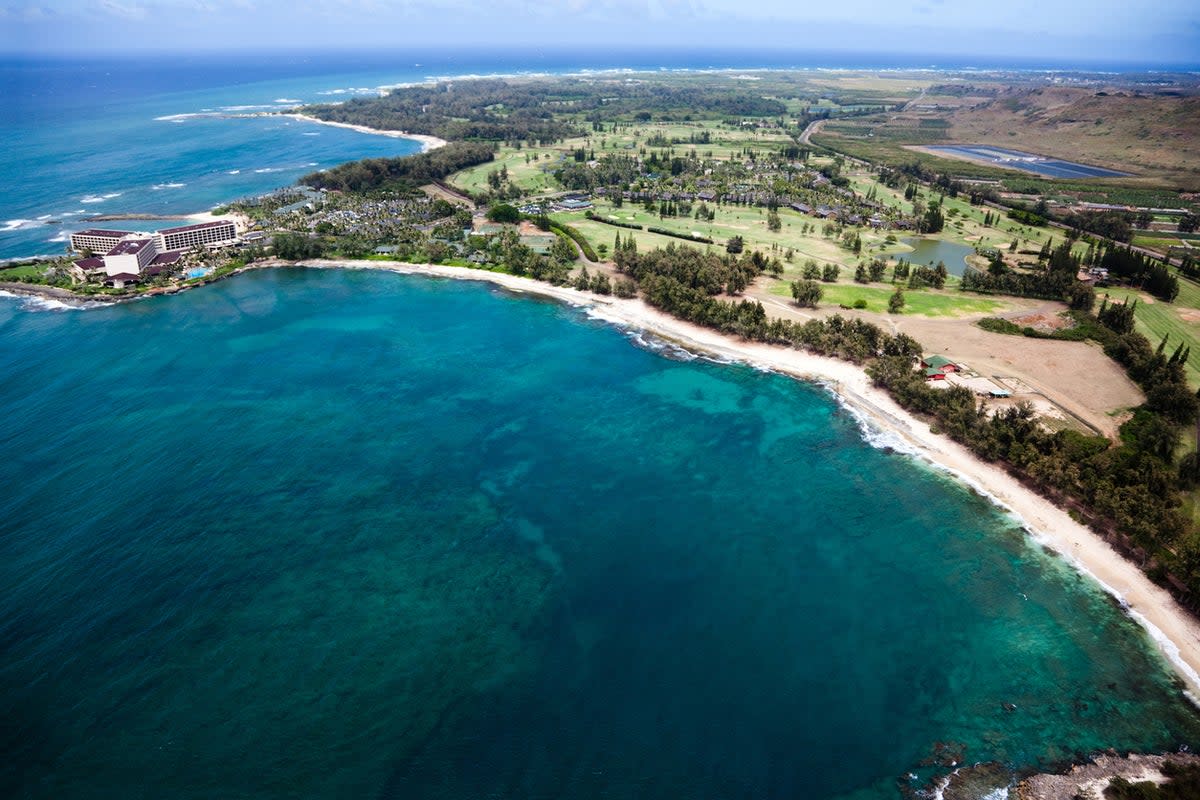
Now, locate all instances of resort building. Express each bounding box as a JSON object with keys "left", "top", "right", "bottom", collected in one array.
[
  {"left": 157, "top": 220, "right": 237, "bottom": 252},
  {"left": 102, "top": 237, "right": 158, "bottom": 276},
  {"left": 69, "top": 220, "right": 240, "bottom": 283},
  {"left": 69, "top": 229, "right": 133, "bottom": 256}
]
